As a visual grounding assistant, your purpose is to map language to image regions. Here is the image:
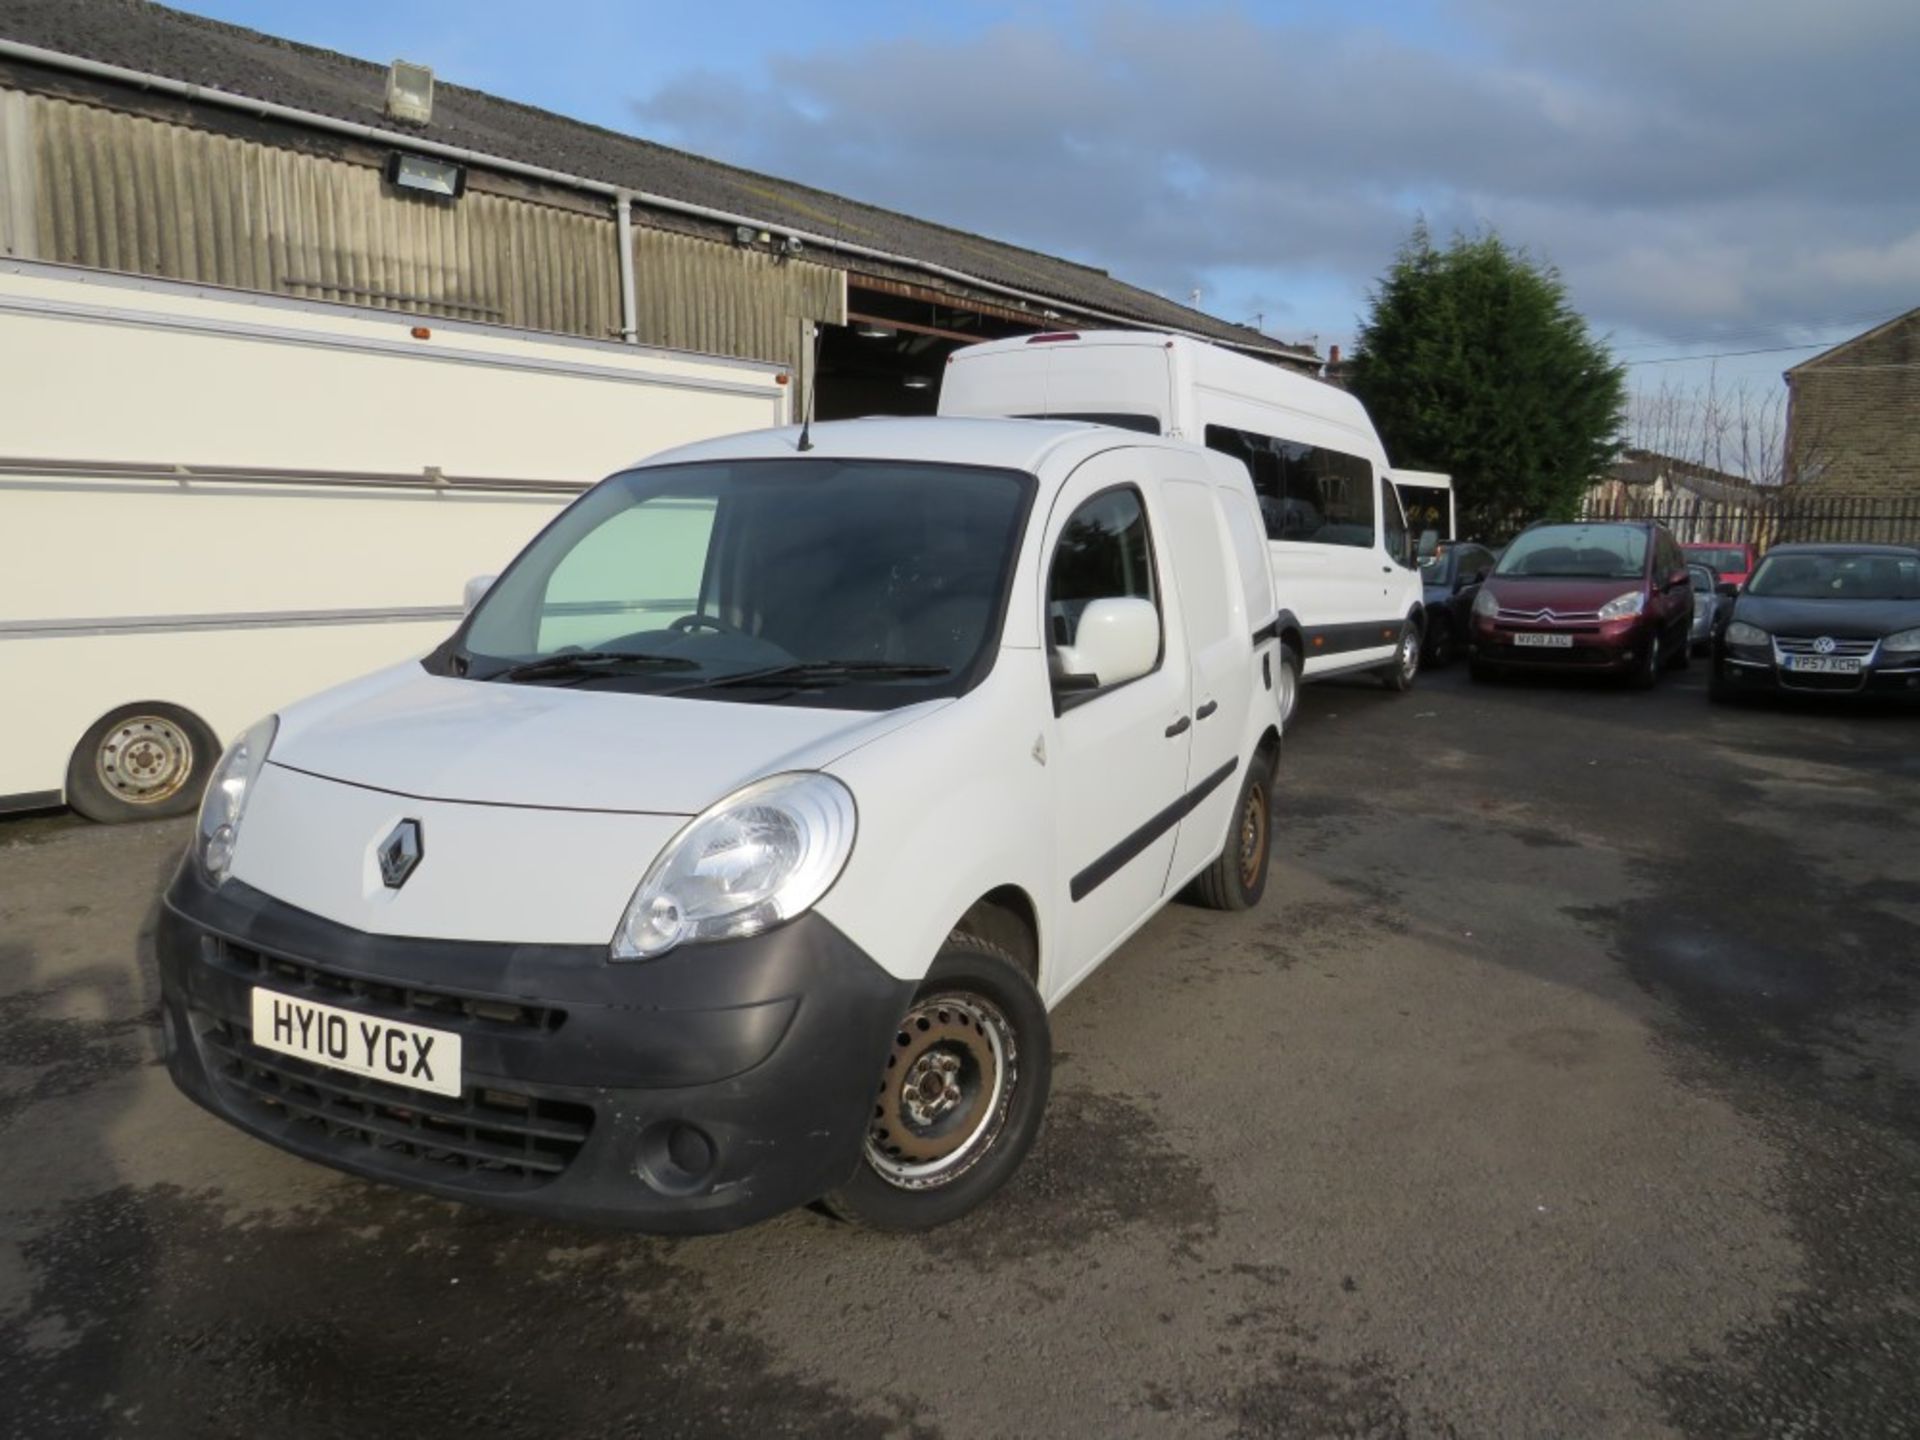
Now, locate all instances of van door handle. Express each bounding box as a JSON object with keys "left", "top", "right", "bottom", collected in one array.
[
  {"left": 1195, "top": 700, "right": 1218, "bottom": 720},
  {"left": 1164, "top": 716, "right": 1191, "bottom": 738}
]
